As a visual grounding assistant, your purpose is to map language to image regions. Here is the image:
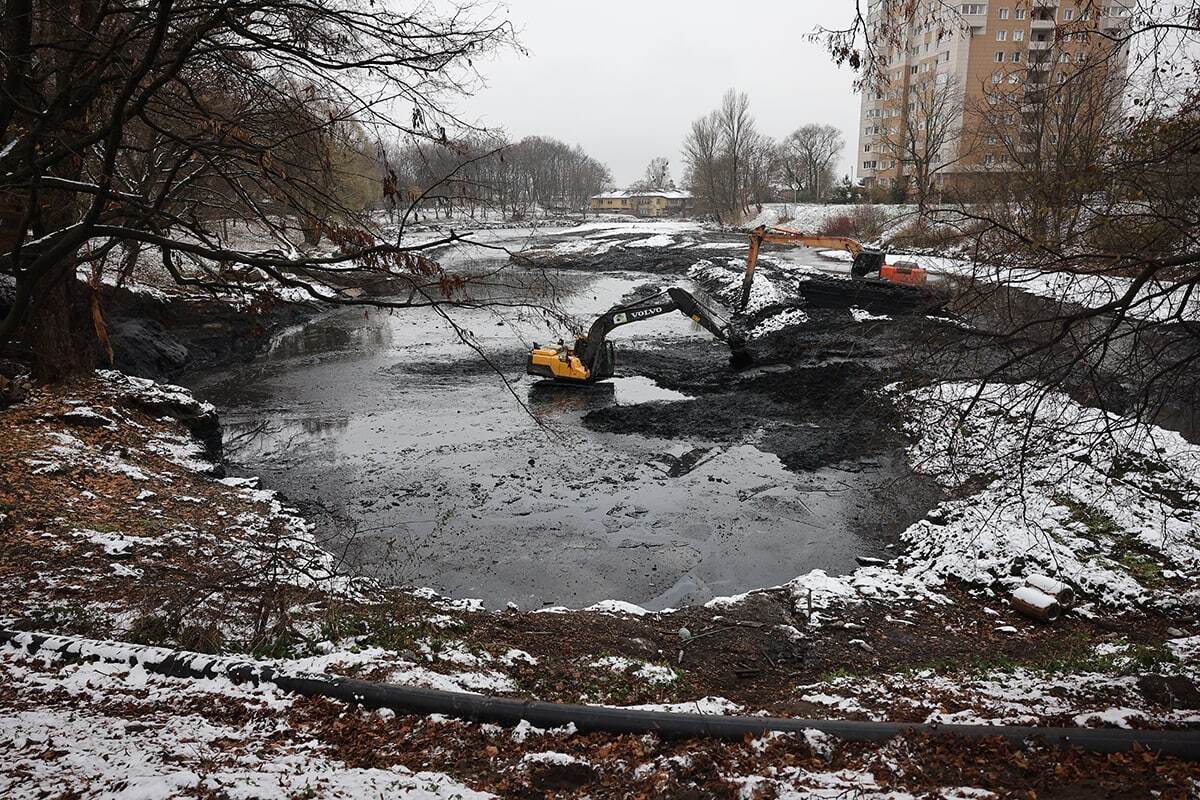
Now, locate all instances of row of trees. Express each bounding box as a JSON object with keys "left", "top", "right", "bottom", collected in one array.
[
  {"left": 0, "top": 0, "right": 607, "bottom": 380},
  {"left": 384, "top": 134, "right": 612, "bottom": 222},
  {"left": 681, "top": 90, "right": 846, "bottom": 221}
]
